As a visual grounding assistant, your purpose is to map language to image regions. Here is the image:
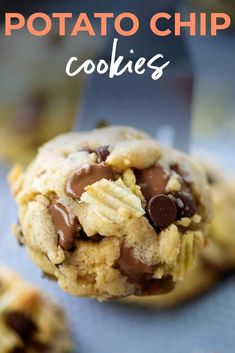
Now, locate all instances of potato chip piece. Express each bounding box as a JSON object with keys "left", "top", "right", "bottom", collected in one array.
[
  {"left": 173, "top": 231, "right": 199, "bottom": 281},
  {"left": 81, "top": 178, "right": 145, "bottom": 223}
]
